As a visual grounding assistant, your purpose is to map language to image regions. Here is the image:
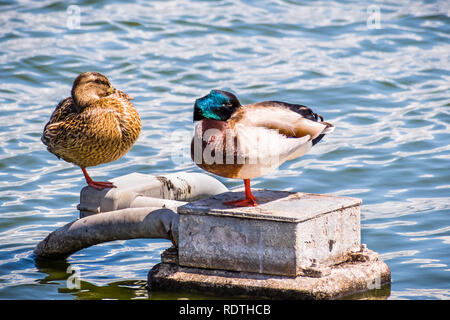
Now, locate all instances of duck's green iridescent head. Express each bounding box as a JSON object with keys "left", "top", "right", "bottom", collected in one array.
[{"left": 193, "top": 90, "right": 241, "bottom": 121}]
